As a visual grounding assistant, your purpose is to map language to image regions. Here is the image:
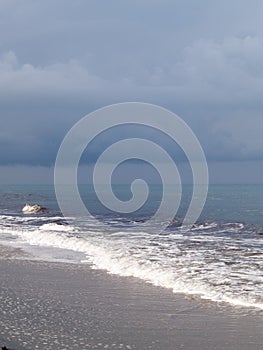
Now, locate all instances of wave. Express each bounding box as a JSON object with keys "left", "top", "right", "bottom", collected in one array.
[
  {"left": 39, "top": 222, "right": 73, "bottom": 232},
  {"left": 0, "top": 215, "right": 262, "bottom": 311}
]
